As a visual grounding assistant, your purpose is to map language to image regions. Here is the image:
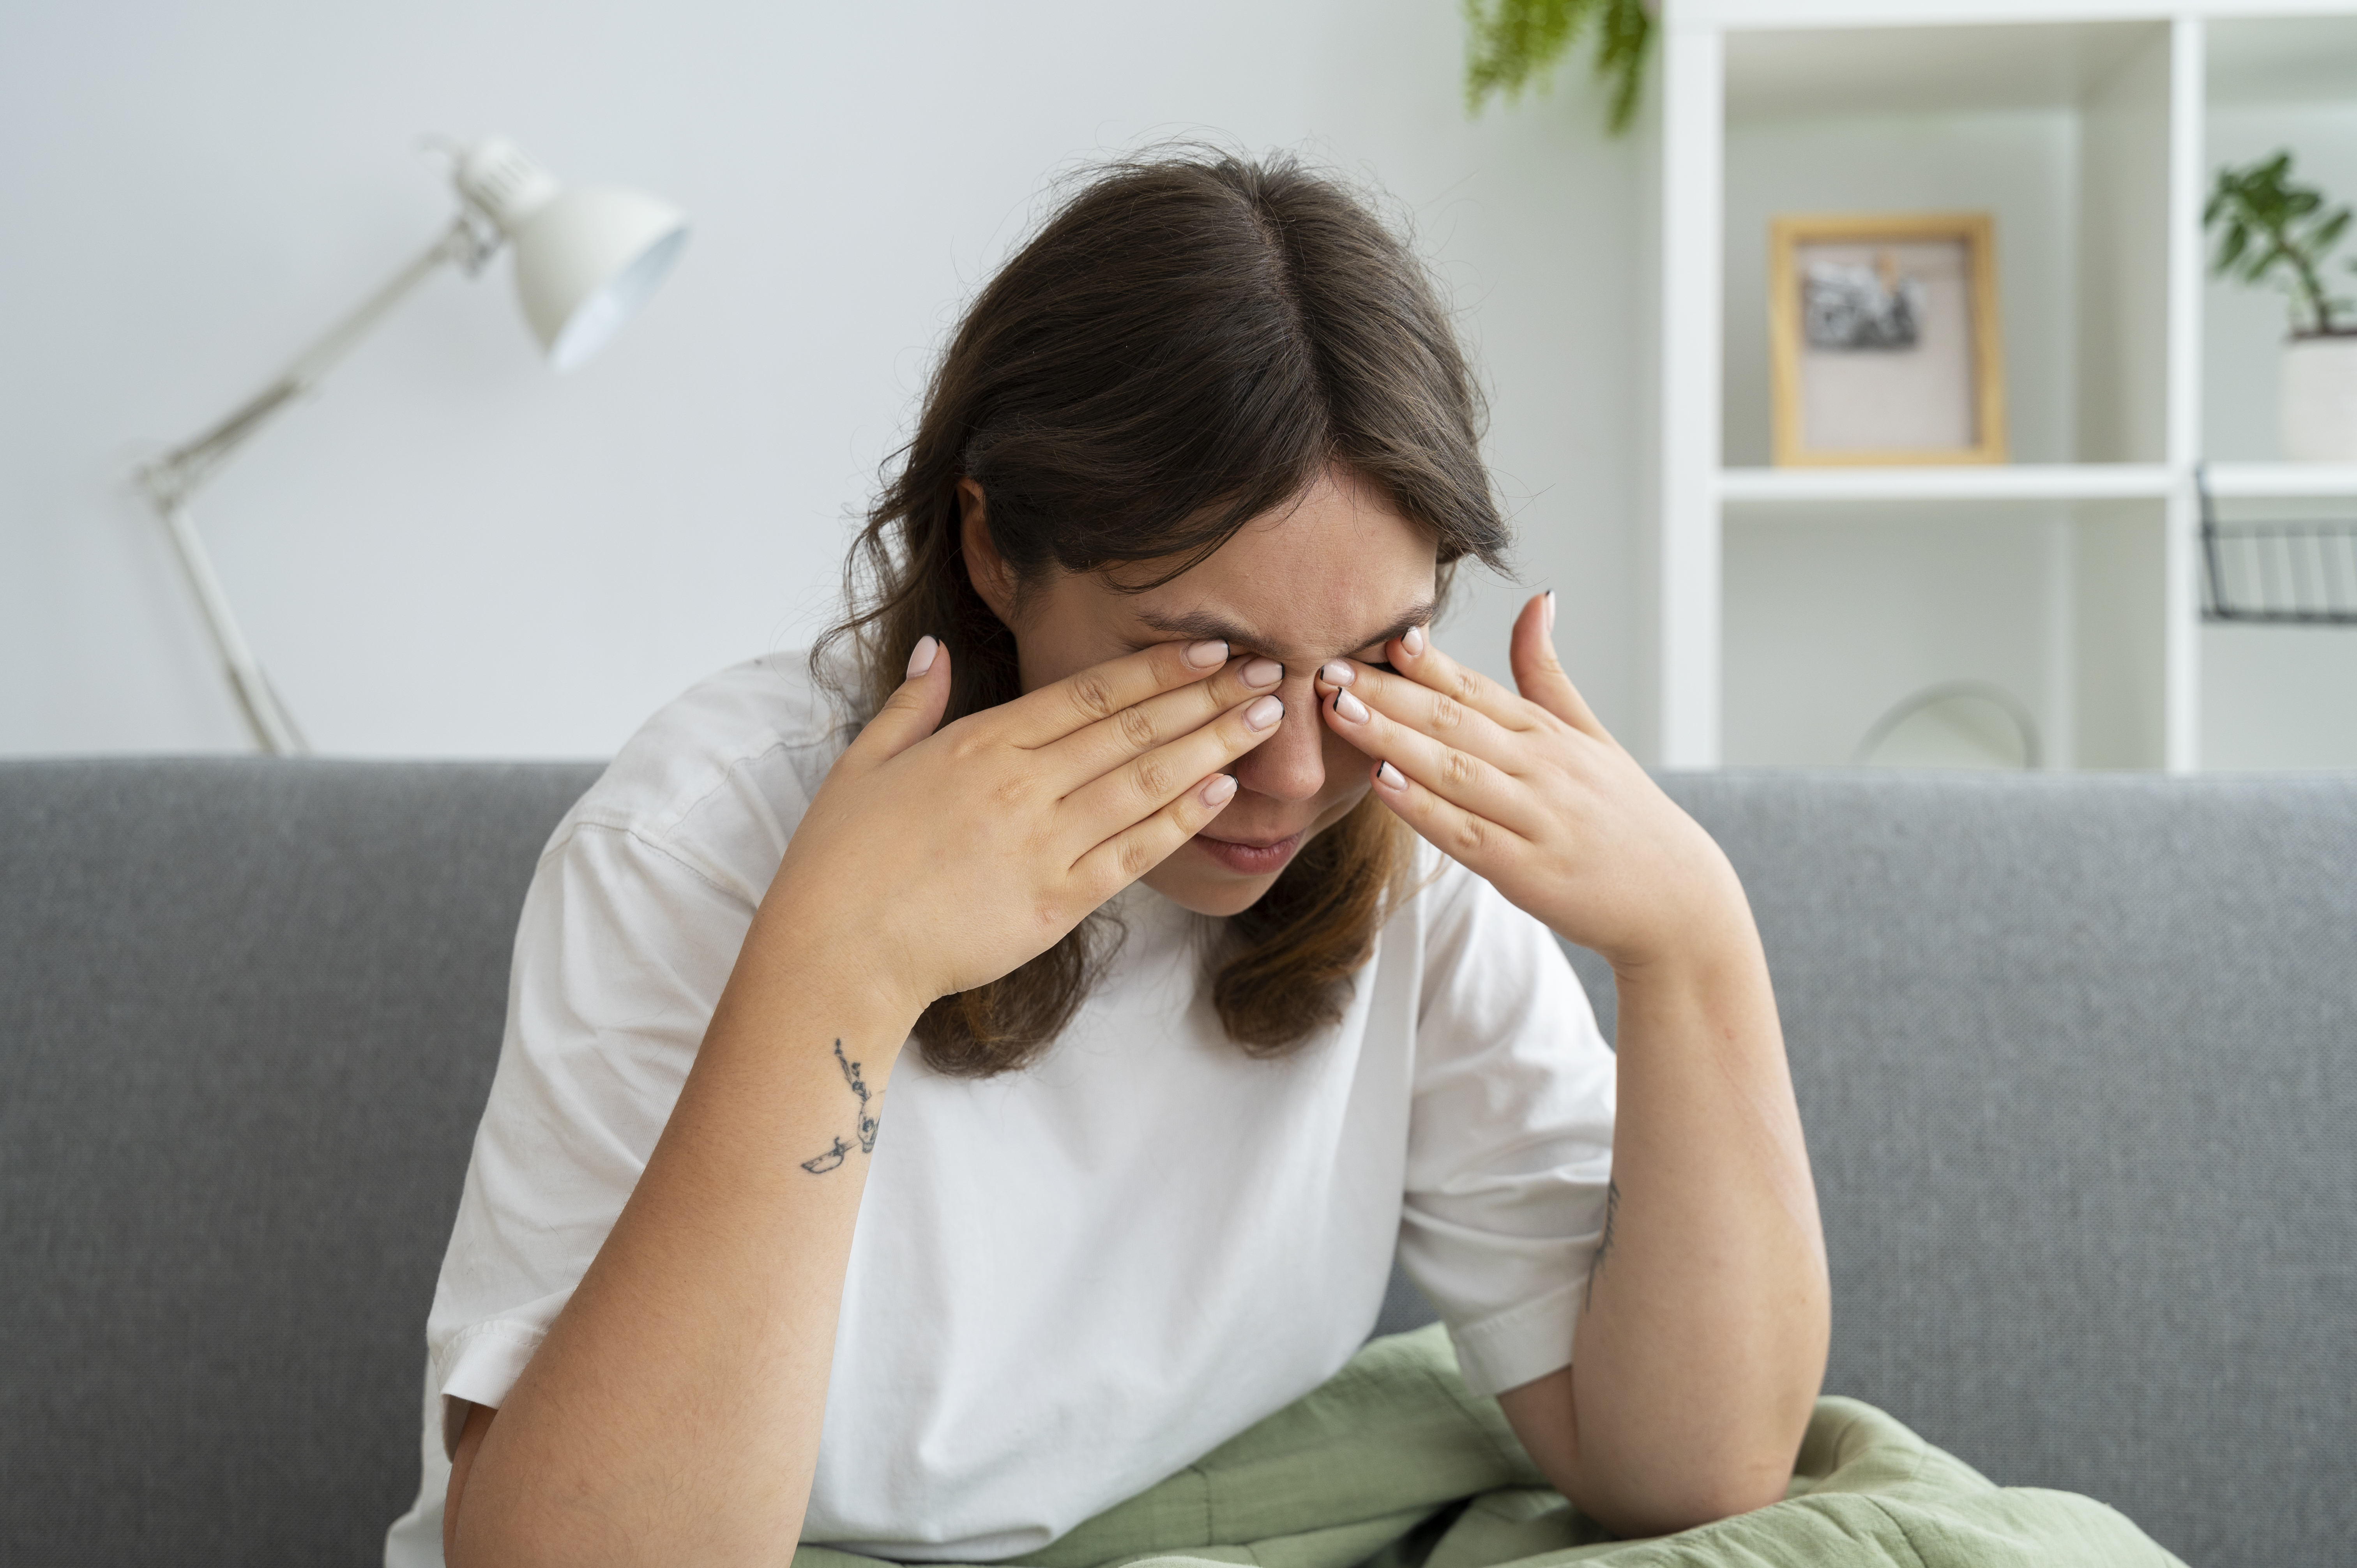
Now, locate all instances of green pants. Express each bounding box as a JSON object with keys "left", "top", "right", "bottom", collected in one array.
[{"left": 798, "top": 1324, "right": 2182, "bottom": 1568}]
